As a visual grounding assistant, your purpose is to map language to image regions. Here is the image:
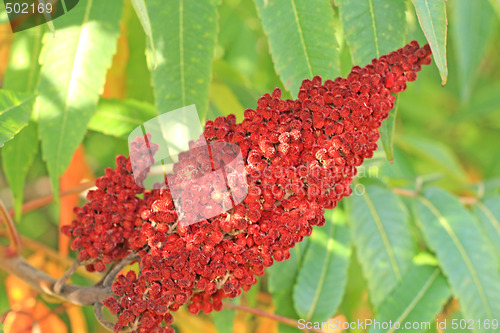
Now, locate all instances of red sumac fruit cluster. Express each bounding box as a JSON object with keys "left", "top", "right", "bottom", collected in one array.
[{"left": 62, "top": 41, "right": 432, "bottom": 332}]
